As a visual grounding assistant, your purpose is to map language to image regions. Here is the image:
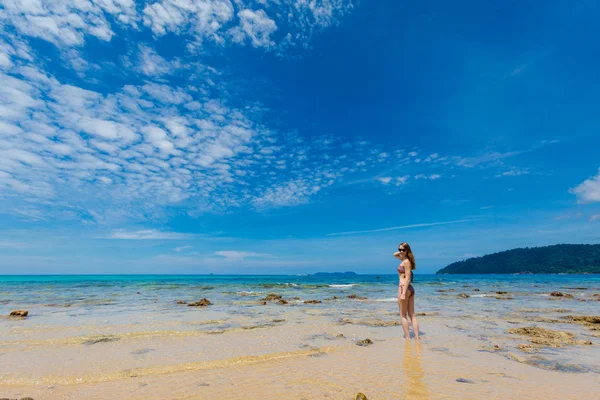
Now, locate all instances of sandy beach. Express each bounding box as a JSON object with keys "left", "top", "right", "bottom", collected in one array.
[{"left": 1, "top": 275, "right": 599, "bottom": 399}]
